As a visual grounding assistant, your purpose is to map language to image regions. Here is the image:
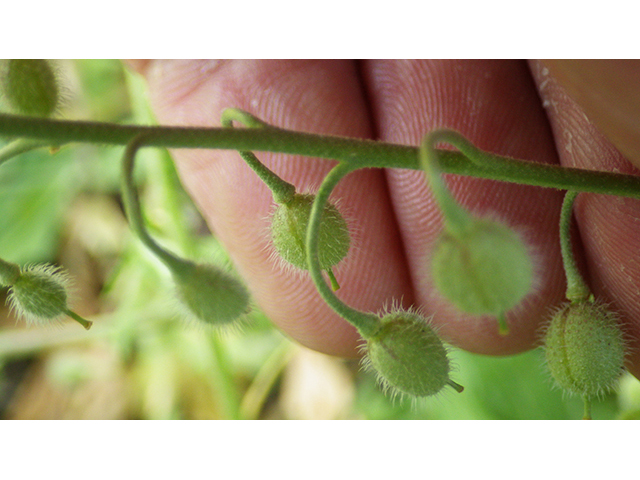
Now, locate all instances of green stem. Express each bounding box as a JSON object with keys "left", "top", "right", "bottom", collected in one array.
[
  {"left": 4, "top": 113, "right": 640, "bottom": 199},
  {"left": 419, "top": 130, "right": 473, "bottom": 236},
  {"left": 221, "top": 108, "right": 295, "bottom": 204},
  {"left": 120, "top": 135, "right": 191, "bottom": 271},
  {"left": 306, "top": 162, "right": 381, "bottom": 339},
  {"left": 64, "top": 308, "right": 93, "bottom": 330},
  {"left": 239, "top": 338, "right": 296, "bottom": 420},
  {"left": 0, "top": 138, "right": 50, "bottom": 166},
  {"left": 559, "top": 191, "right": 591, "bottom": 303}
]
